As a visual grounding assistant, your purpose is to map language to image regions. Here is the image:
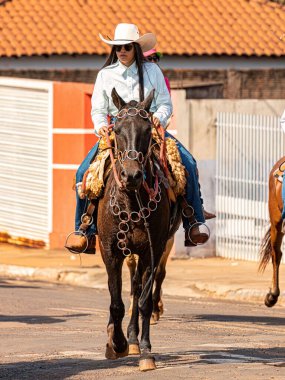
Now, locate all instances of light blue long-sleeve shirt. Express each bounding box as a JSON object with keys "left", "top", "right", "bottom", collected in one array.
[{"left": 91, "top": 60, "right": 173, "bottom": 136}]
